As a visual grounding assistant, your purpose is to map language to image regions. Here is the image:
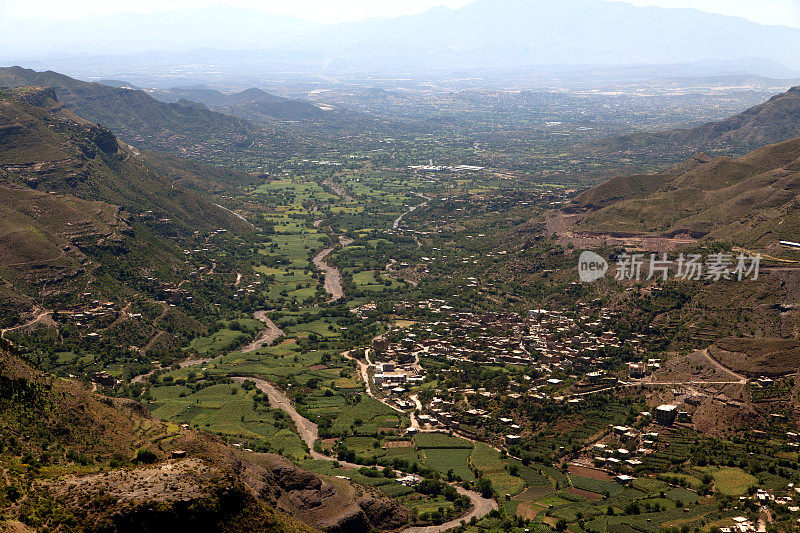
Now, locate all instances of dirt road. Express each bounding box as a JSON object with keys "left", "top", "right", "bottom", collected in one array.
[
  {"left": 0, "top": 308, "right": 52, "bottom": 342},
  {"left": 393, "top": 194, "right": 431, "bottom": 230},
  {"left": 322, "top": 178, "right": 354, "bottom": 203},
  {"left": 313, "top": 247, "right": 344, "bottom": 301},
  {"left": 697, "top": 348, "right": 749, "bottom": 384},
  {"left": 342, "top": 350, "right": 374, "bottom": 397},
  {"left": 400, "top": 485, "right": 497, "bottom": 533},
  {"left": 241, "top": 310, "right": 284, "bottom": 353},
  {"left": 213, "top": 203, "right": 255, "bottom": 229},
  {"left": 231, "top": 376, "right": 497, "bottom": 529}
]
